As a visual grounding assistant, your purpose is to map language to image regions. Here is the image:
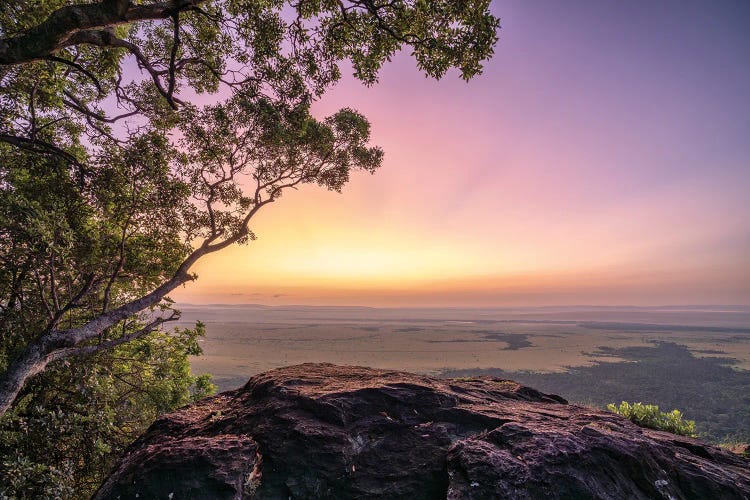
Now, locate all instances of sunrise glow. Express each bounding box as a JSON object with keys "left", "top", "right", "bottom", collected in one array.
[{"left": 173, "top": 1, "right": 750, "bottom": 307}]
